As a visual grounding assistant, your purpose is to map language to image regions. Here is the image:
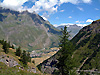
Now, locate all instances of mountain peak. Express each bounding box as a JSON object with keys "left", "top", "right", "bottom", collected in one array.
[{"left": 0, "top": 7, "right": 61, "bottom": 51}]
